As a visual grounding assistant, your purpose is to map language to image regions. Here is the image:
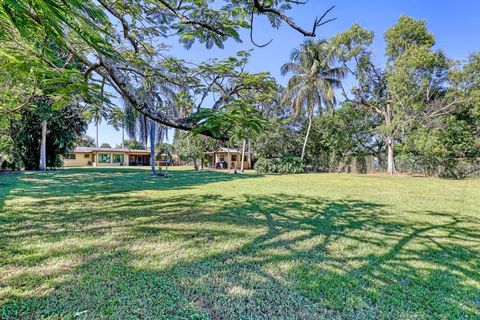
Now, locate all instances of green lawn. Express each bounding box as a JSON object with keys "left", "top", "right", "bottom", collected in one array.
[{"left": 0, "top": 167, "right": 479, "bottom": 319}]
